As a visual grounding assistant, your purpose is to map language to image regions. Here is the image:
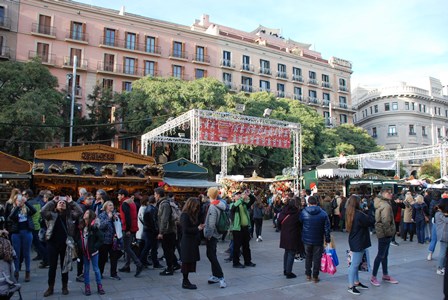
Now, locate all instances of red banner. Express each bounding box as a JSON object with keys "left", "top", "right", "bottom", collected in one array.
[{"left": 199, "top": 118, "right": 291, "bottom": 149}]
